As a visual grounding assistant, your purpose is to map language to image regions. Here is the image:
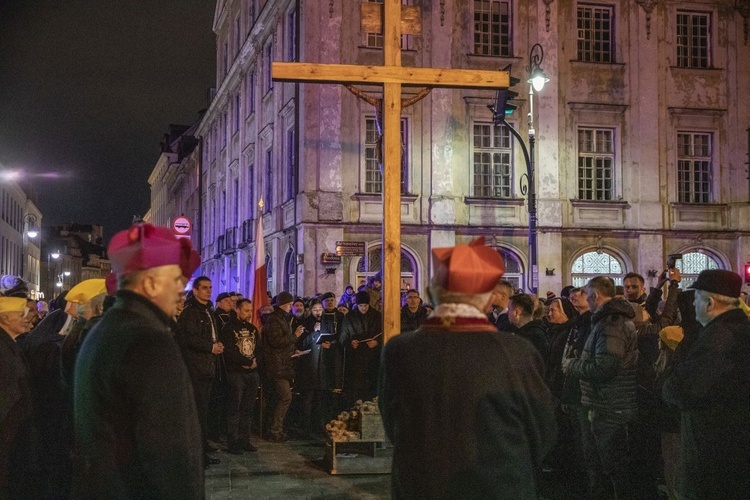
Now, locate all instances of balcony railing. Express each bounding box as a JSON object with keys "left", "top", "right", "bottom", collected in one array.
[
  {"left": 240, "top": 219, "right": 254, "bottom": 247},
  {"left": 224, "top": 227, "right": 238, "bottom": 253},
  {"left": 216, "top": 235, "right": 225, "bottom": 256}
]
